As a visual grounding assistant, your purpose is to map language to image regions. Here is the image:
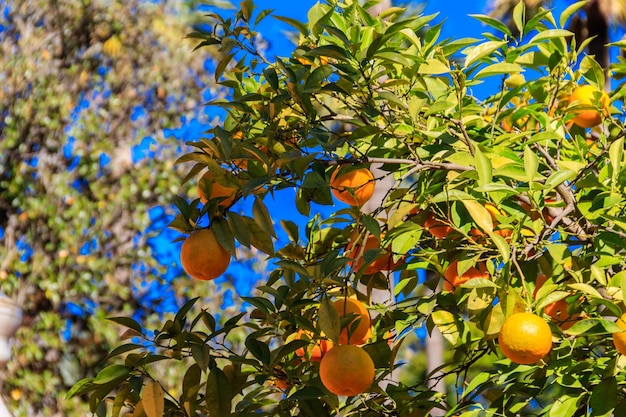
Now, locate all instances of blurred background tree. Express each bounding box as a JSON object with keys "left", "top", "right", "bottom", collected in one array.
[{"left": 0, "top": 0, "right": 267, "bottom": 415}]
